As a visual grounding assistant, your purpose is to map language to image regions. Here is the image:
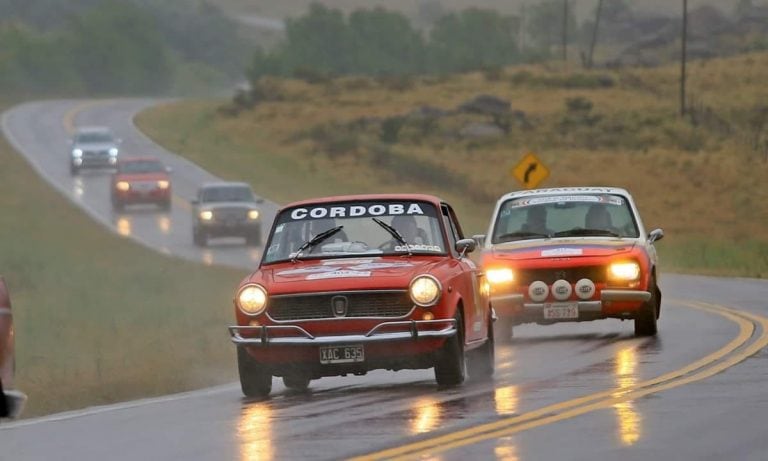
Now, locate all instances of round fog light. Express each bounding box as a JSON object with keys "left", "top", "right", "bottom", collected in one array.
[
  {"left": 422, "top": 312, "right": 434, "bottom": 321},
  {"left": 575, "top": 278, "right": 596, "bottom": 300},
  {"left": 551, "top": 279, "right": 573, "bottom": 301},
  {"left": 528, "top": 280, "right": 549, "bottom": 302}
]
